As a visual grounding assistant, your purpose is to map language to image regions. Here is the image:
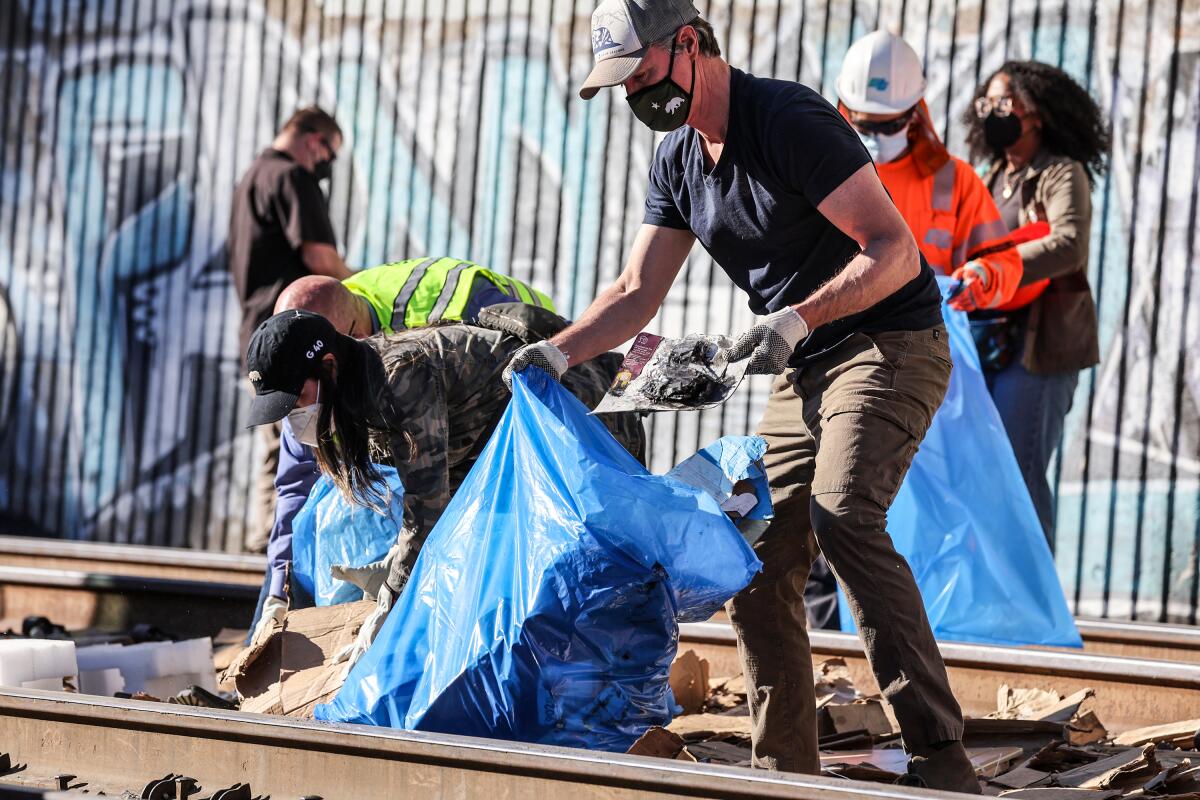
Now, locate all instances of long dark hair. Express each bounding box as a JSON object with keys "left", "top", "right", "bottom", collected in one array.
[
  {"left": 311, "top": 338, "right": 389, "bottom": 511},
  {"left": 962, "top": 60, "right": 1110, "bottom": 184}
]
